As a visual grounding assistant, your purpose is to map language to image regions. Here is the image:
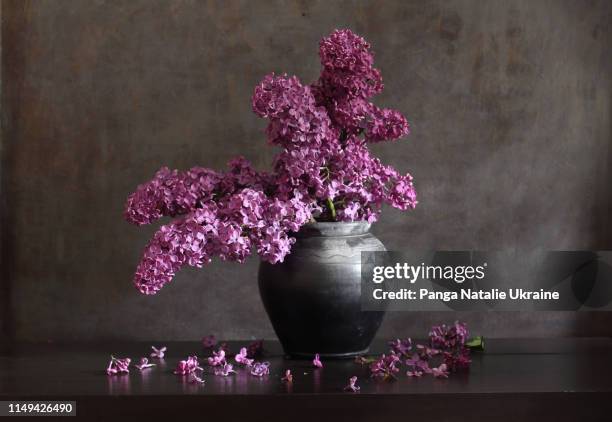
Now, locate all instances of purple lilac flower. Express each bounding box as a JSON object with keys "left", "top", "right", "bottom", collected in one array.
[
  {"left": 135, "top": 357, "right": 155, "bottom": 371},
  {"left": 313, "top": 29, "right": 409, "bottom": 144},
  {"left": 429, "top": 321, "right": 469, "bottom": 350},
  {"left": 150, "top": 345, "right": 166, "bottom": 359},
  {"left": 389, "top": 338, "right": 412, "bottom": 356},
  {"left": 207, "top": 350, "right": 226, "bottom": 367},
  {"left": 214, "top": 363, "right": 236, "bottom": 377},
  {"left": 432, "top": 363, "right": 449, "bottom": 379},
  {"left": 416, "top": 344, "right": 440, "bottom": 359},
  {"left": 344, "top": 376, "right": 361, "bottom": 392},
  {"left": 365, "top": 107, "right": 410, "bottom": 143},
  {"left": 369, "top": 354, "right": 401, "bottom": 380},
  {"left": 312, "top": 353, "right": 323, "bottom": 368},
  {"left": 429, "top": 321, "right": 471, "bottom": 371},
  {"left": 131, "top": 190, "right": 313, "bottom": 294},
  {"left": 282, "top": 370, "right": 293, "bottom": 383},
  {"left": 315, "top": 29, "right": 383, "bottom": 102},
  {"left": 235, "top": 347, "right": 254, "bottom": 366},
  {"left": 106, "top": 356, "right": 131, "bottom": 375},
  {"left": 250, "top": 362, "right": 270, "bottom": 377},
  {"left": 201, "top": 335, "right": 217, "bottom": 349},
  {"left": 126, "top": 30, "right": 417, "bottom": 293},
  {"left": 448, "top": 349, "right": 472, "bottom": 370},
  {"left": 400, "top": 321, "right": 473, "bottom": 378},
  {"left": 124, "top": 166, "right": 222, "bottom": 226},
  {"left": 174, "top": 356, "right": 203, "bottom": 375},
  {"left": 405, "top": 353, "right": 432, "bottom": 375}
]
